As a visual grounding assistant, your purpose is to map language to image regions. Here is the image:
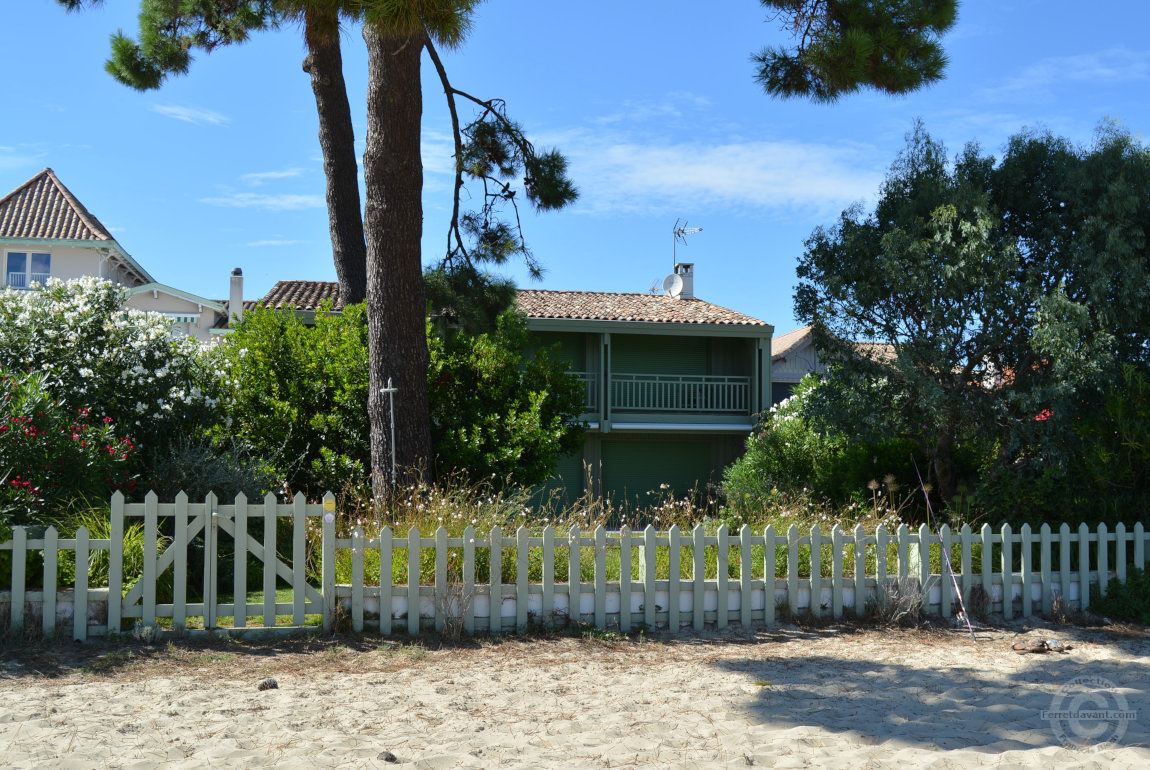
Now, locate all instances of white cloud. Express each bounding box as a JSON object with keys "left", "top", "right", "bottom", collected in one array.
[
  {"left": 247, "top": 239, "right": 308, "bottom": 247},
  {"left": 593, "top": 92, "right": 712, "bottom": 126},
  {"left": 152, "top": 104, "right": 230, "bottom": 126},
  {"left": 983, "top": 49, "right": 1150, "bottom": 100},
  {"left": 200, "top": 193, "right": 324, "bottom": 210},
  {"left": 241, "top": 169, "right": 303, "bottom": 186},
  {"left": 555, "top": 131, "right": 883, "bottom": 217}
]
